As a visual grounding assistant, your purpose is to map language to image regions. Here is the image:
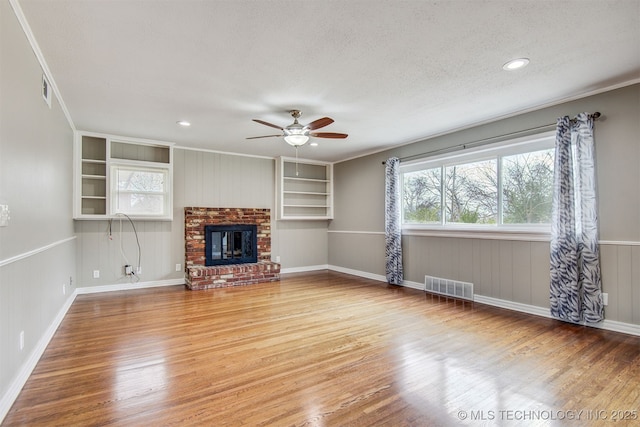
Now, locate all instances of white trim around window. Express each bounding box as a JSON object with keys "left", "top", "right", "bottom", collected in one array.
[
  {"left": 109, "top": 162, "right": 172, "bottom": 218},
  {"left": 400, "top": 131, "right": 556, "bottom": 234}
]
